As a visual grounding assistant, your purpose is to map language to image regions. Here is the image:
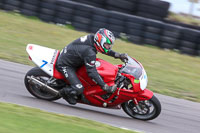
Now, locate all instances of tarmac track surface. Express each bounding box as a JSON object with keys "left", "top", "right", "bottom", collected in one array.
[{"left": 0, "top": 59, "right": 200, "bottom": 133}]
